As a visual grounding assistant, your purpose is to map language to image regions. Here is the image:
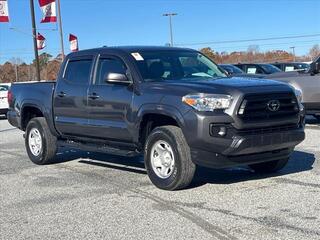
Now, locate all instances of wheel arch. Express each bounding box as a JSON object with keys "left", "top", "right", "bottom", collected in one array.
[
  {"left": 21, "top": 104, "right": 45, "bottom": 131},
  {"left": 135, "top": 104, "right": 186, "bottom": 148},
  {"left": 20, "top": 102, "right": 58, "bottom": 136}
]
